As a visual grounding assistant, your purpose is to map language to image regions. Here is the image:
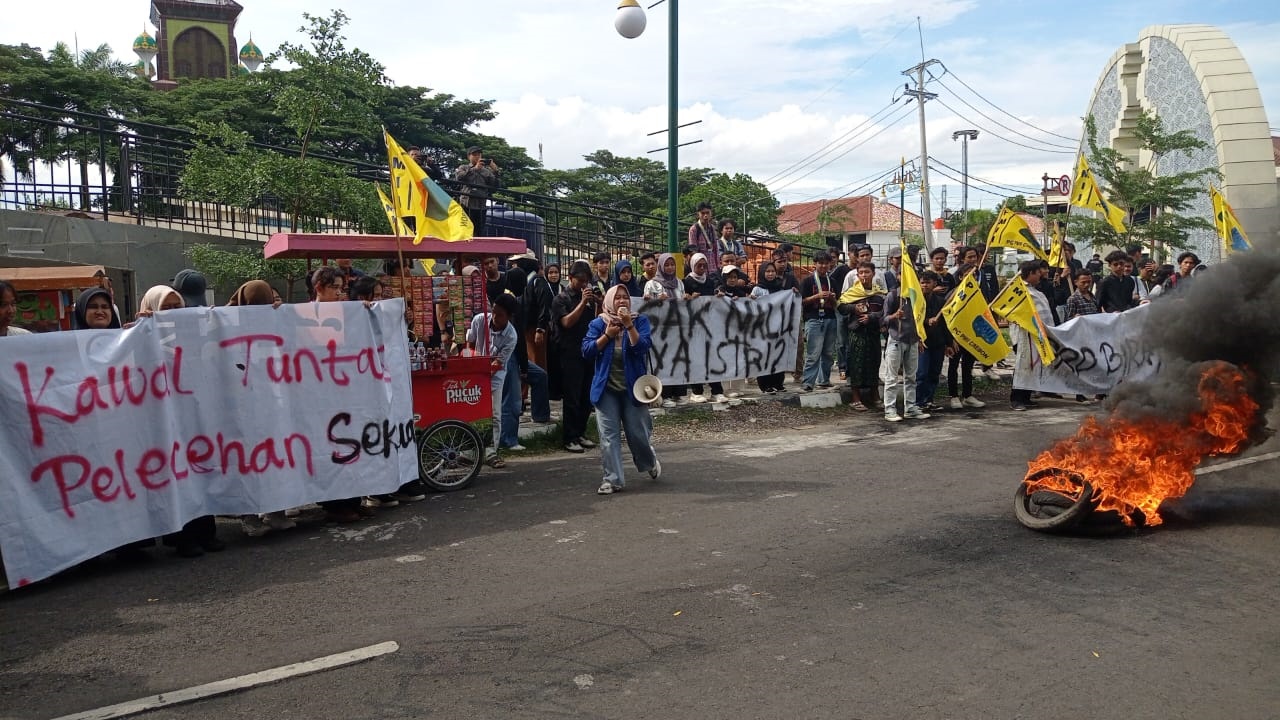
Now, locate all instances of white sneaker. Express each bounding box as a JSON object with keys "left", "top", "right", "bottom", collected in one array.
[
  {"left": 904, "top": 406, "right": 931, "bottom": 420},
  {"left": 711, "top": 394, "right": 729, "bottom": 403},
  {"left": 506, "top": 444, "right": 528, "bottom": 451},
  {"left": 884, "top": 413, "right": 903, "bottom": 422},
  {"left": 726, "top": 392, "right": 742, "bottom": 399},
  {"left": 949, "top": 397, "right": 963, "bottom": 410},
  {"left": 597, "top": 481, "right": 616, "bottom": 495},
  {"left": 962, "top": 396, "right": 986, "bottom": 408},
  {"left": 676, "top": 396, "right": 689, "bottom": 405},
  {"left": 648, "top": 456, "right": 662, "bottom": 480},
  {"left": 985, "top": 368, "right": 1003, "bottom": 380},
  {"left": 661, "top": 399, "right": 677, "bottom": 408},
  {"left": 689, "top": 394, "right": 708, "bottom": 404}
]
